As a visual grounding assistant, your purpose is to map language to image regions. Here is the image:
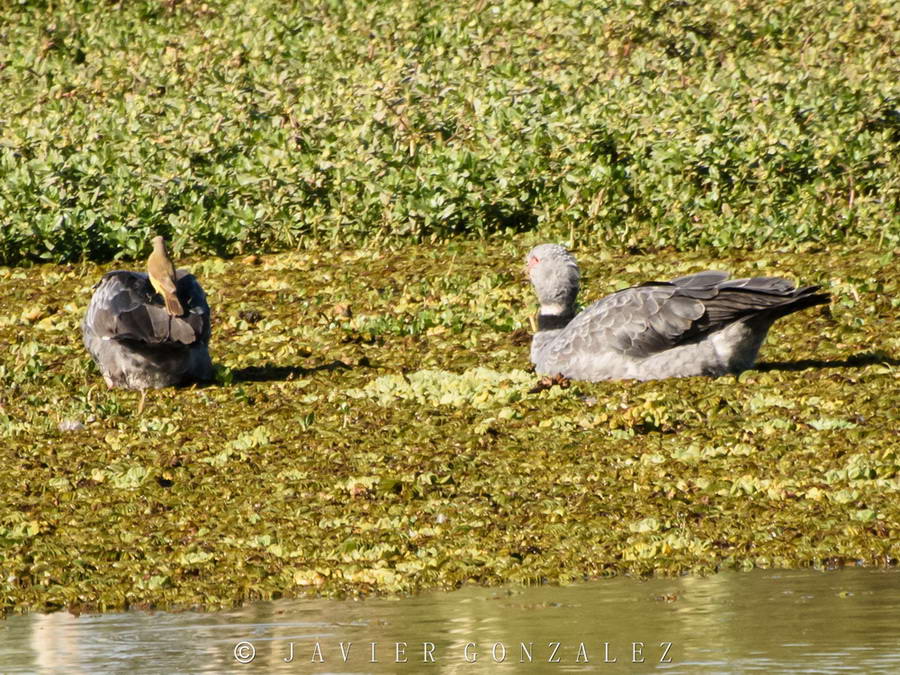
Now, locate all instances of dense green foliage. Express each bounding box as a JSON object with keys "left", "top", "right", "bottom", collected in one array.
[
  {"left": 1, "top": 239, "right": 898, "bottom": 614},
  {"left": 1, "top": 0, "right": 898, "bottom": 264}
]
